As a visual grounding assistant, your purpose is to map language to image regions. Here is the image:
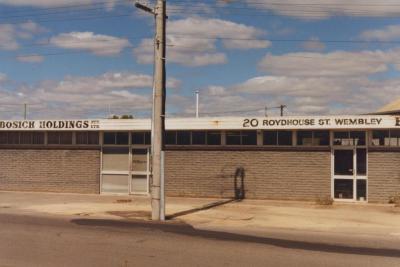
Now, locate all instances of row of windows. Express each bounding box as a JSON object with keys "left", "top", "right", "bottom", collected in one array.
[
  {"left": 163, "top": 130, "right": 329, "bottom": 146},
  {"left": 1, "top": 130, "right": 400, "bottom": 147},
  {"left": 103, "top": 132, "right": 151, "bottom": 145},
  {"left": 371, "top": 130, "right": 400, "bottom": 147},
  {"left": 0, "top": 132, "right": 99, "bottom": 145}
]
